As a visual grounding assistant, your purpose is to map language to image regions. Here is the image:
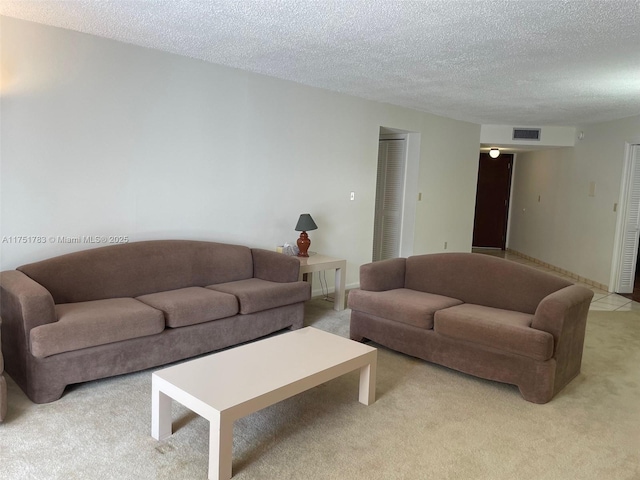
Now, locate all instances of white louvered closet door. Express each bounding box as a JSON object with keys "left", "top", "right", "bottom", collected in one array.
[
  {"left": 618, "top": 144, "right": 640, "bottom": 293},
  {"left": 372, "top": 138, "right": 406, "bottom": 262}
]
